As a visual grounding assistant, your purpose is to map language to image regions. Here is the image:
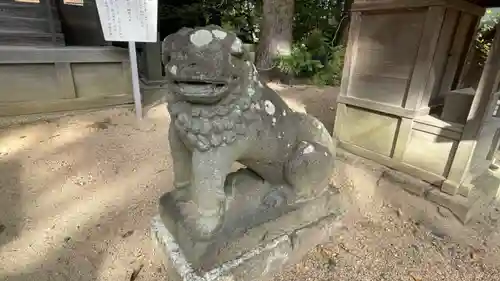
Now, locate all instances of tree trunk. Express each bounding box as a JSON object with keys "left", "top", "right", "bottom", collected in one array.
[{"left": 255, "top": 0, "right": 294, "bottom": 70}]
